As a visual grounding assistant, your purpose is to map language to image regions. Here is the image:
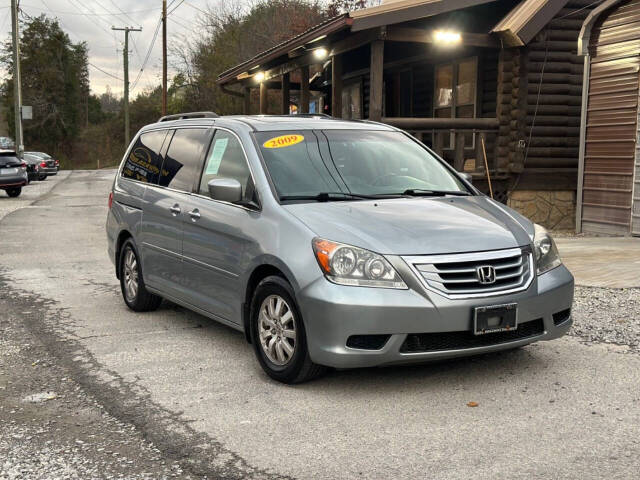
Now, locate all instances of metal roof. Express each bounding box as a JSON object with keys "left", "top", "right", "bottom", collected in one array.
[{"left": 491, "top": 0, "right": 570, "bottom": 46}]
